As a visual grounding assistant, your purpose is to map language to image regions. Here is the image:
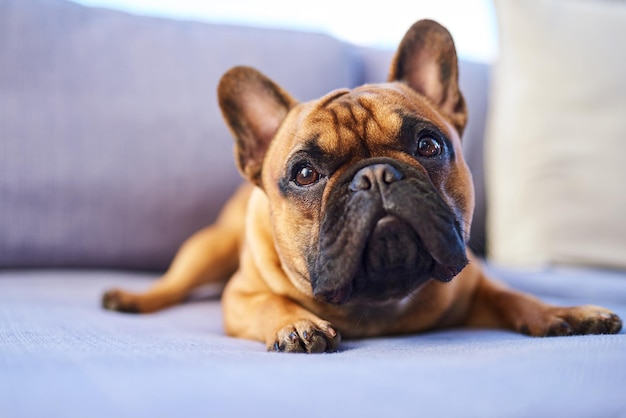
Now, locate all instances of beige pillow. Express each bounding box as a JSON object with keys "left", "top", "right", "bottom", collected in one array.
[{"left": 486, "top": 0, "right": 626, "bottom": 269}]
